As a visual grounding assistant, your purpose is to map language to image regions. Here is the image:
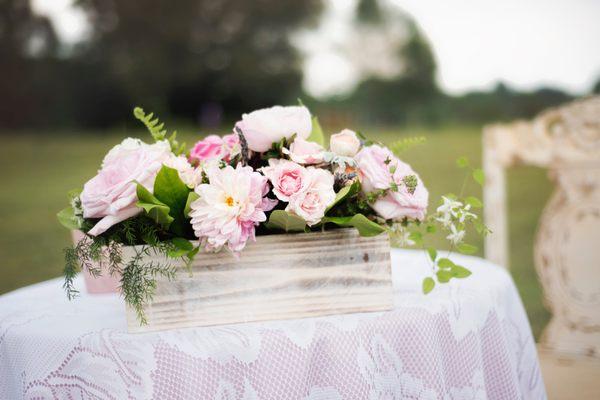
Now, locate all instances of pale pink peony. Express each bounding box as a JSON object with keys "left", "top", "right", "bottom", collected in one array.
[
  {"left": 235, "top": 105, "right": 312, "bottom": 152},
  {"left": 81, "top": 139, "right": 172, "bottom": 236},
  {"left": 189, "top": 164, "right": 277, "bottom": 254},
  {"left": 261, "top": 159, "right": 309, "bottom": 201},
  {"left": 286, "top": 168, "right": 336, "bottom": 226},
  {"left": 189, "top": 135, "right": 224, "bottom": 162},
  {"left": 355, "top": 144, "right": 428, "bottom": 221},
  {"left": 330, "top": 129, "right": 361, "bottom": 157},
  {"left": 282, "top": 138, "right": 324, "bottom": 164}
]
